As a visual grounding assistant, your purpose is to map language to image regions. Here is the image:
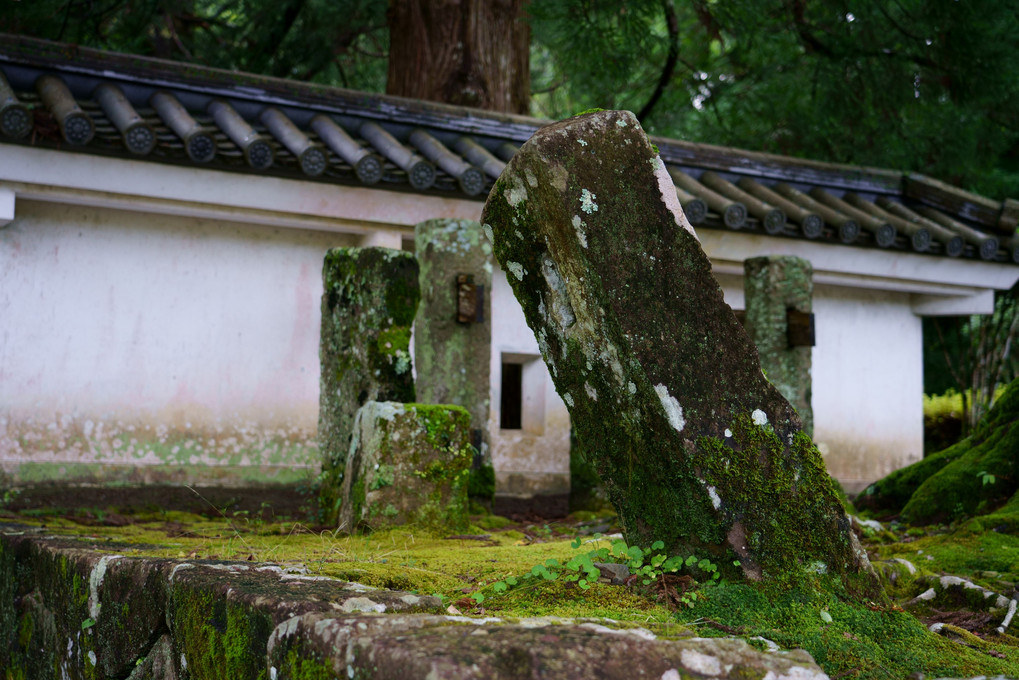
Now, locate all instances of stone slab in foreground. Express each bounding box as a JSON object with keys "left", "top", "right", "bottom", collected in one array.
[
  {"left": 0, "top": 527, "right": 829, "bottom": 679},
  {"left": 481, "top": 110, "right": 877, "bottom": 596}
]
